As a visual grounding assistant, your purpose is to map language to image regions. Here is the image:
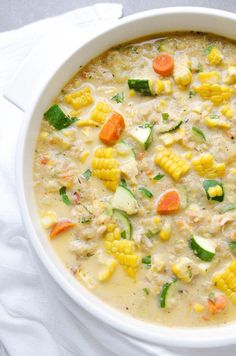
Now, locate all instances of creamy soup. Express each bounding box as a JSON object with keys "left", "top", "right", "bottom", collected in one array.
[{"left": 34, "top": 32, "right": 236, "bottom": 327}]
